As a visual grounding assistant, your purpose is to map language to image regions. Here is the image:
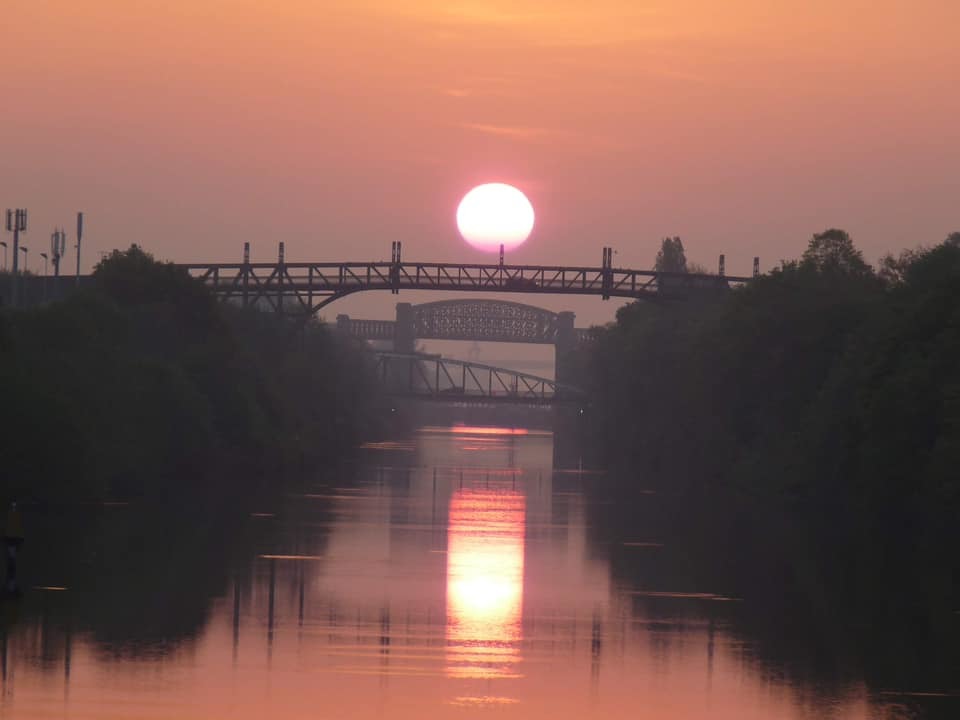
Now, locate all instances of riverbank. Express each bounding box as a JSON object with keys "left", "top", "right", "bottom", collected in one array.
[
  {"left": 0, "top": 246, "right": 384, "bottom": 504},
  {"left": 575, "top": 231, "right": 960, "bottom": 693}
]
